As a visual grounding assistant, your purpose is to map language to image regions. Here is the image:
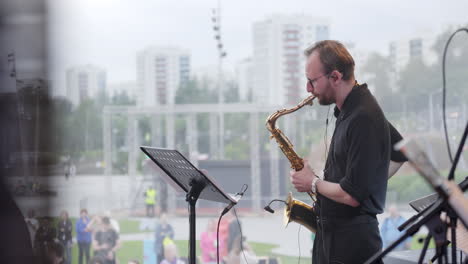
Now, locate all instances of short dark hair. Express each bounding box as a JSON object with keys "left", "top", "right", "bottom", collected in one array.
[
  {"left": 102, "top": 216, "right": 111, "bottom": 225},
  {"left": 304, "top": 40, "right": 355, "bottom": 81},
  {"left": 80, "top": 209, "right": 88, "bottom": 214}
]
